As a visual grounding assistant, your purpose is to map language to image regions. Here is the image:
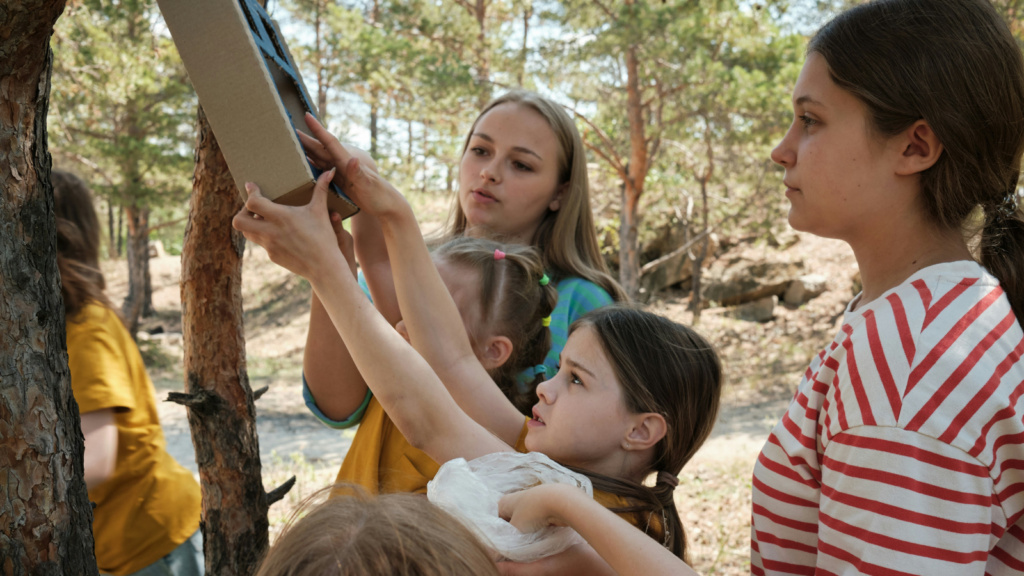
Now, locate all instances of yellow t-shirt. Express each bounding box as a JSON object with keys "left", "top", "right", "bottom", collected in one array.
[
  {"left": 67, "top": 303, "right": 201, "bottom": 576},
  {"left": 334, "top": 398, "right": 663, "bottom": 542},
  {"left": 335, "top": 396, "right": 530, "bottom": 495}
]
